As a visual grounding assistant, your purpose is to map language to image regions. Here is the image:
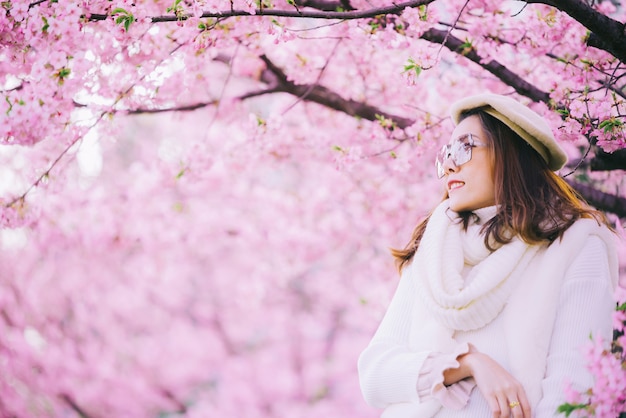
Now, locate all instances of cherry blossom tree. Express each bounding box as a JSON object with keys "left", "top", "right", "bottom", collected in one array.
[{"left": 0, "top": 0, "right": 625, "bottom": 416}]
